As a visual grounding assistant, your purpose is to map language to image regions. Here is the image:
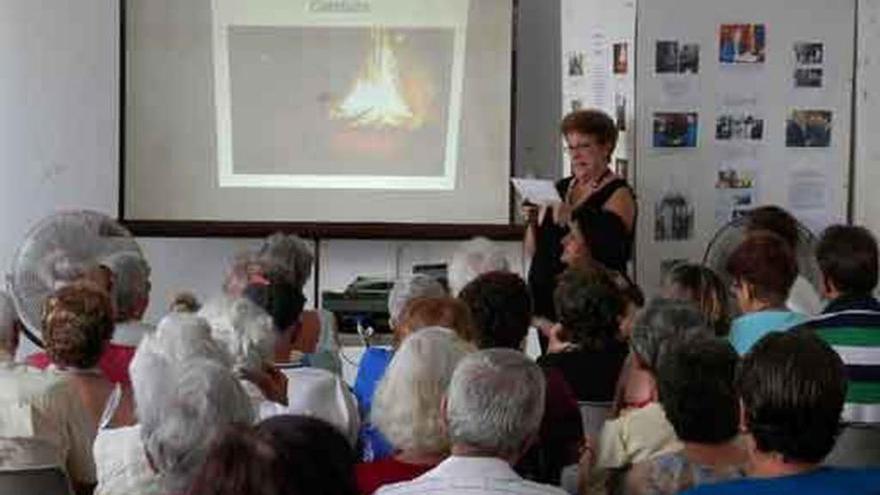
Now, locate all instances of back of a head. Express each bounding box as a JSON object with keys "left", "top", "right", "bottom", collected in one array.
[
  {"left": 101, "top": 251, "right": 151, "bottom": 322},
  {"left": 746, "top": 205, "right": 800, "bottom": 249},
  {"left": 188, "top": 415, "right": 357, "bottom": 495},
  {"left": 374, "top": 327, "right": 473, "bottom": 455},
  {"left": 663, "top": 263, "right": 732, "bottom": 337},
  {"left": 446, "top": 349, "right": 545, "bottom": 459},
  {"left": 242, "top": 278, "right": 305, "bottom": 334},
  {"left": 554, "top": 267, "right": 624, "bottom": 351},
  {"left": 572, "top": 207, "right": 630, "bottom": 271},
  {"left": 726, "top": 231, "right": 798, "bottom": 306},
  {"left": 396, "top": 296, "right": 477, "bottom": 344},
  {"left": 448, "top": 237, "right": 511, "bottom": 296},
  {"left": 132, "top": 312, "right": 232, "bottom": 370},
  {"left": 737, "top": 330, "right": 846, "bottom": 464},
  {"left": 816, "top": 224, "right": 879, "bottom": 296},
  {"left": 630, "top": 297, "right": 707, "bottom": 371},
  {"left": 387, "top": 274, "right": 447, "bottom": 328},
  {"left": 657, "top": 335, "right": 739, "bottom": 444},
  {"left": 458, "top": 271, "right": 531, "bottom": 350},
  {"left": 257, "top": 233, "right": 315, "bottom": 290},
  {"left": 199, "top": 295, "right": 276, "bottom": 373},
  {"left": 140, "top": 357, "right": 254, "bottom": 493},
  {"left": 42, "top": 283, "right": 114, "bottom": 369}
]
